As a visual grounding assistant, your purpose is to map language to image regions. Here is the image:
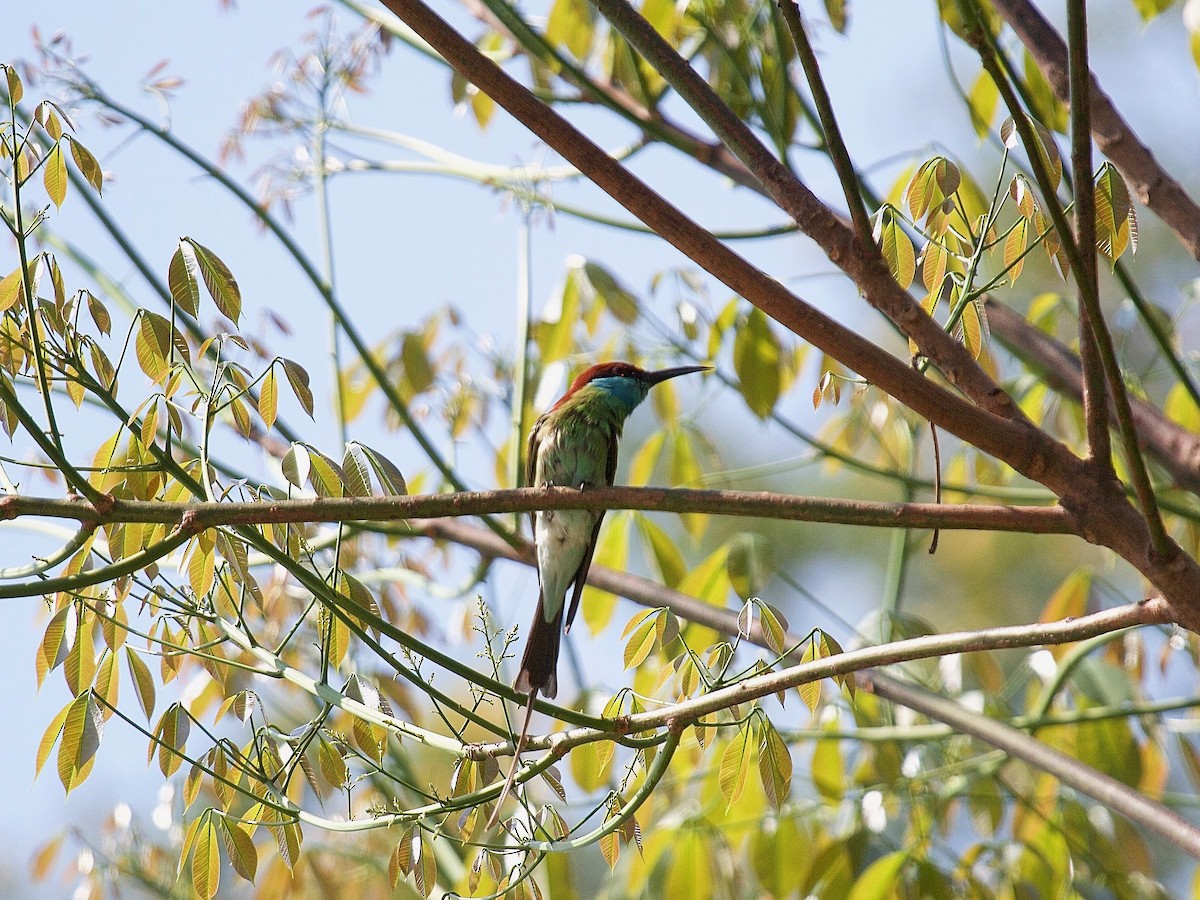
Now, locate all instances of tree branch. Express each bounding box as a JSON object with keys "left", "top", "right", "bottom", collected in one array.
[
  {"left": 0, "top": 486, "right": 1073, "bottom": 533},
  {"left": 986, "top": 297, "right": 1200, "bottom": 493},
  {"left": 1066, "top": 0, "right": 1111, "bottom": 470},
  {"left": 992, "top": 0, "right": 1200, "bottom": 261},
  {"left": 862, "top": 669, "right": 1200, "bottom": 857},
  {"left": 588, "top": 0, "right": 1024, "bottom": 421}
]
